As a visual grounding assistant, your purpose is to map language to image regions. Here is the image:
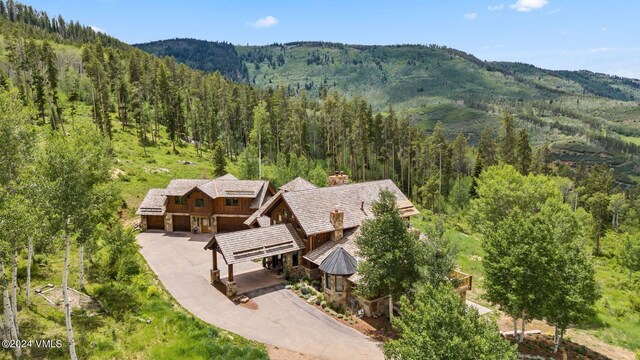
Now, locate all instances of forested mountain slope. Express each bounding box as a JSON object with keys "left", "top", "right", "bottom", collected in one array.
[{"left": 136, "top": 38, "right": 640, "bottom": 185}]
